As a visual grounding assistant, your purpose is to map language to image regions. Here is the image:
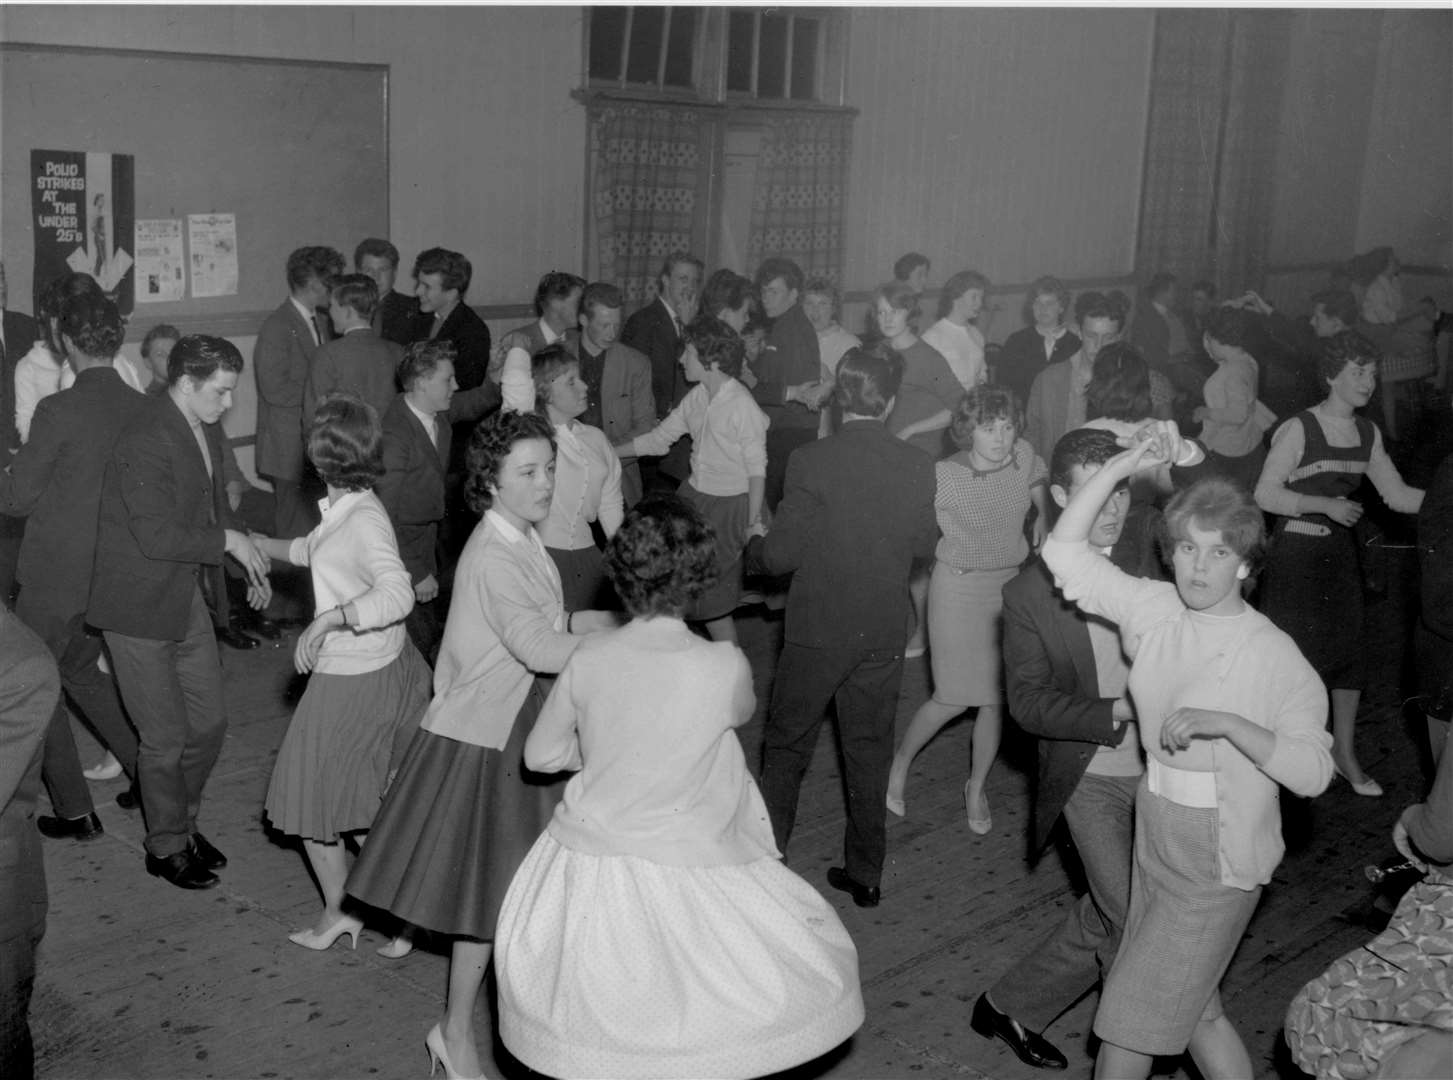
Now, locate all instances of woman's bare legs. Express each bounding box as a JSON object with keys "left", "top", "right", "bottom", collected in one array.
[
  {"left": 1095, "top": 1041, "right": 1153, "bottom": 1080},
  {"left": 1187, "top": 1010, "right": 1253, "bottom": 1079},
  {"left": 439, "top": 939, "right": 492, "bottom": 1078},
  {"left": 1331, "top": 687, "right": 1375, "bottom": 786},
  {"left": 965, "top": 703, "right": 1002, "bottom": 826},
  {"left": 887, "top": 698, "right": 964, "bottom": 812},
  {"left": 300, "top": 839, "right": 351, "bottom": 932}
]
